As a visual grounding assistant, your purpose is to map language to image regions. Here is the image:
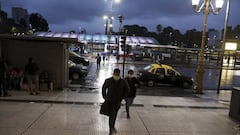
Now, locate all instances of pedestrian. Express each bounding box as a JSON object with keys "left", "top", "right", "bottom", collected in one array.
[
  {"left": 102, "top": 68, "right": 129, "bottom": 135},
  {"left": 0, "top": 57, "right": 11, "bottom": 96},
  {"left": 102, "top": 54, "right": 106, "bottom": 65},
  {"left": 227, "top": 56, "right": 230, "bottom": 66},
  {"left": 96, "top": 53, "right": 101, "bottom": 69},
  {"left": 116, "top": 54, "right": 120, "bottom": 63},
  {"left": 24, "top": 57, "right": 40, "bottom": 95},
  {"left": 124, "top": 69, "right": 140, "bottom": 119}
]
